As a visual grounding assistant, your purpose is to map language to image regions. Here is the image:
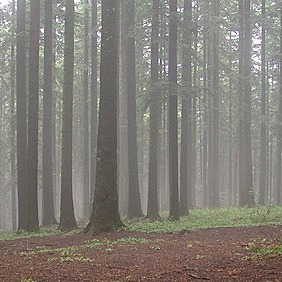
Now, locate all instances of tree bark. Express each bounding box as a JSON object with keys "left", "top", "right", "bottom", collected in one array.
[
  {"left": 180, "top": 0, "right": 192, "bottom": 216},
  {"left": 90, "top": 0, "right": 98, "bottom": 215},
  {"left": 26, "top": 0, "right": 41, "bottom": 232},
  {"left": 83, "top": 0, "right": 90, "bottom": 220},
  {"left": 125, "top": 0, "right": 143, "bottom": 219},
  {"left": 16, "top": 0, "right": 27, "bottom": 231},
  {"left": 147, "top": 0, "right": 161, "bottom": 219},
  {"left": 59, "top": 0, "right": 77, "bottom": 231},
  {"left": 42, "top": 0, "right": 57, "bottom": 226},
  {"left": 168, "top": 0, "right": 180, "bottom": 220},
  {"left": 85, "top": 0, "right": 124, "bottom": 234}
]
